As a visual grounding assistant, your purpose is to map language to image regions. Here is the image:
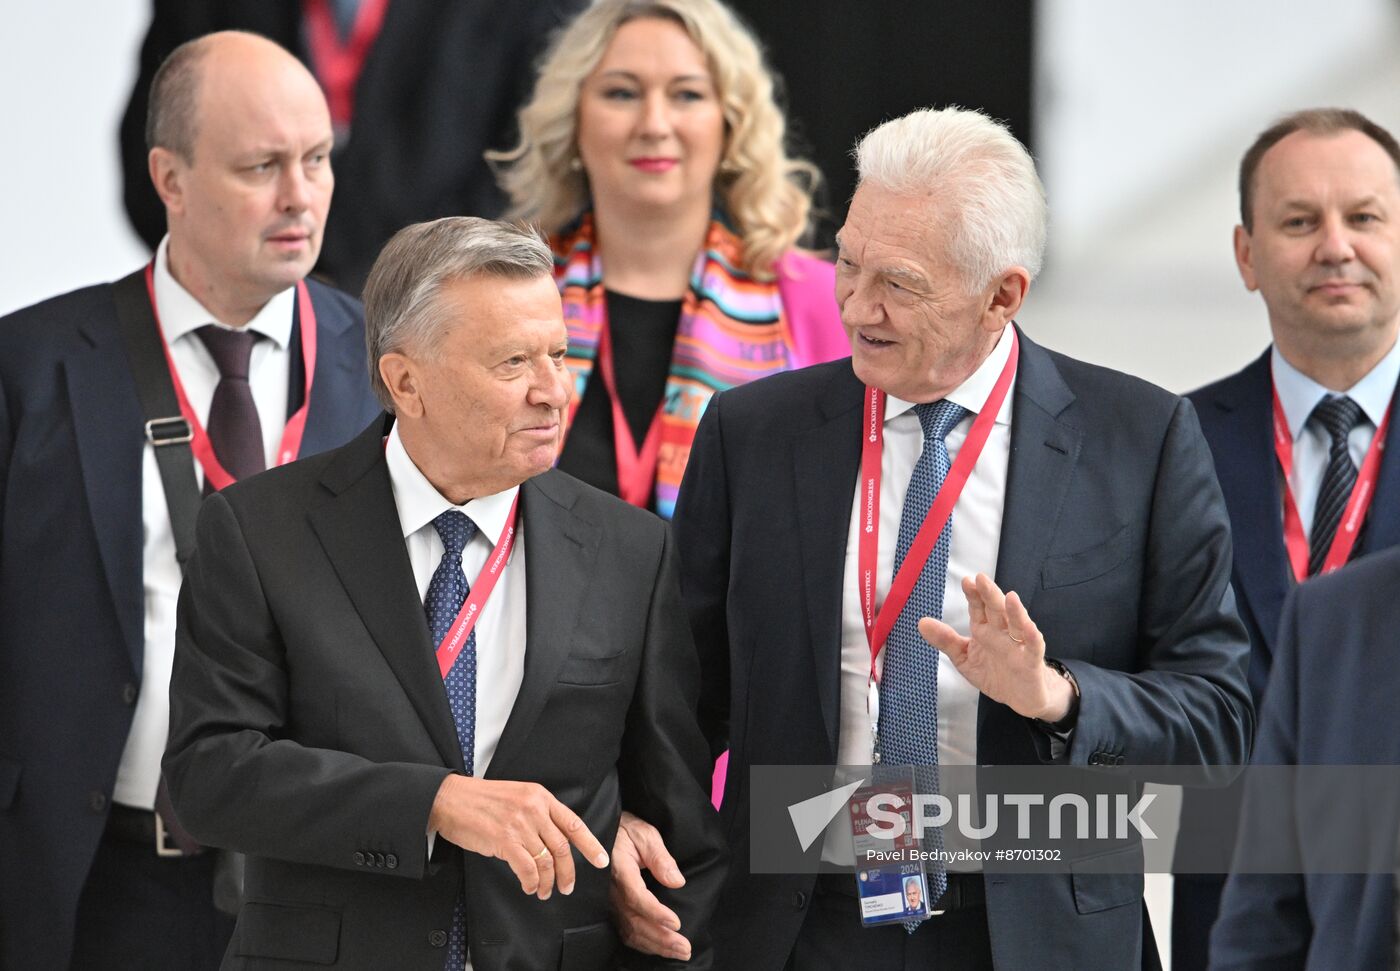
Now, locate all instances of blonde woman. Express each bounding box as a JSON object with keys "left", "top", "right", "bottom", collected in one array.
[{"left": 492, "top": 0, "right": 847, "bottom": 518}]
